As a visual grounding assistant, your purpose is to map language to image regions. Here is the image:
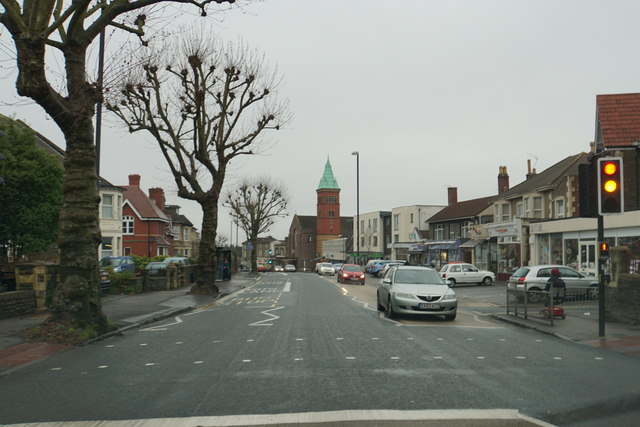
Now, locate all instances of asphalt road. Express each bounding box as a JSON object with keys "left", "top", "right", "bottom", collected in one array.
[{"left": 1, "top": 272, "right": 639, "bottom": 426}]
